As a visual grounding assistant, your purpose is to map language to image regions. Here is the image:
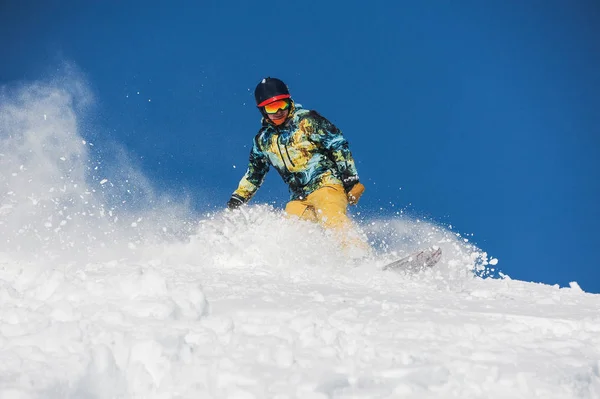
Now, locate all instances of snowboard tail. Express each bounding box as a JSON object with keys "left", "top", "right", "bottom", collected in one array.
[{"left": 382, "top": 247, "right": 442, "bottom": 272}]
